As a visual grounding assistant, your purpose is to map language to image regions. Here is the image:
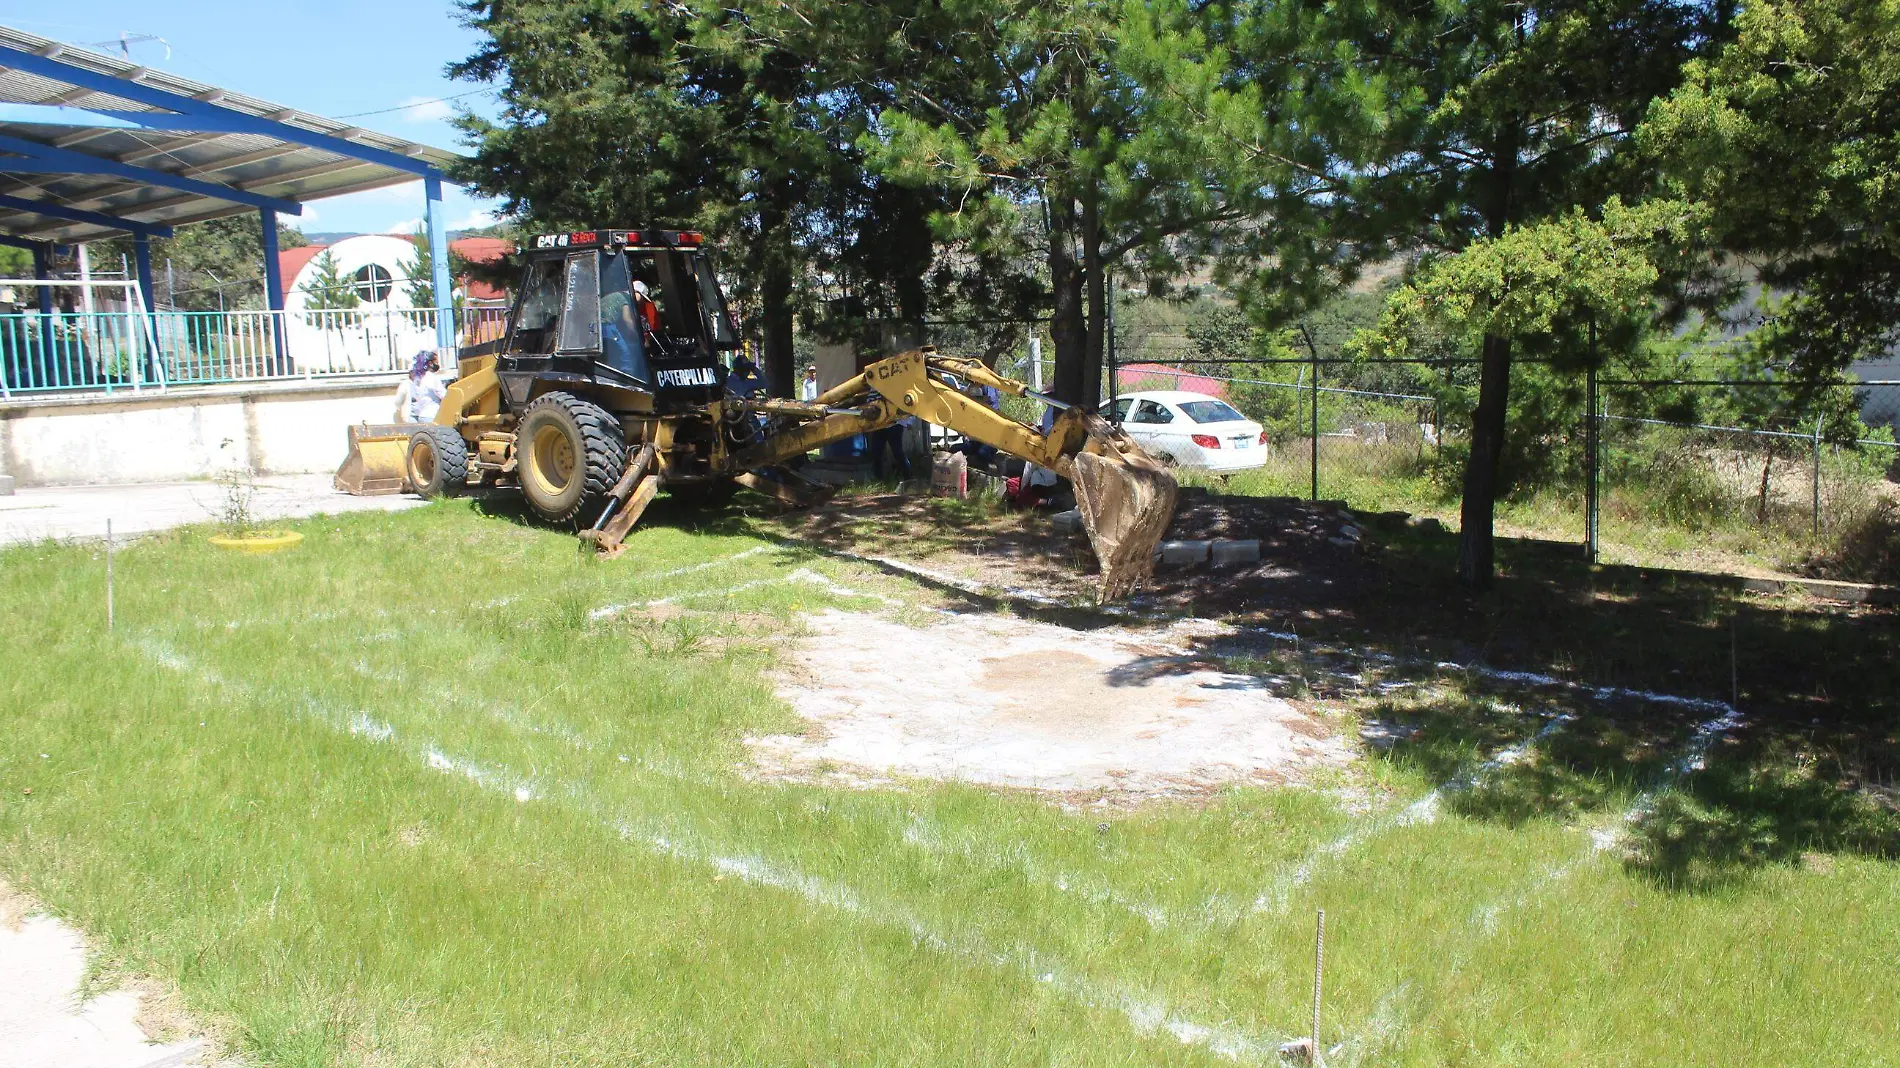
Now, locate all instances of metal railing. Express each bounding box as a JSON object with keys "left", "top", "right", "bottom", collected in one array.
[{"left": 0, "top": 304, "right": 514, "bottom": 398}]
